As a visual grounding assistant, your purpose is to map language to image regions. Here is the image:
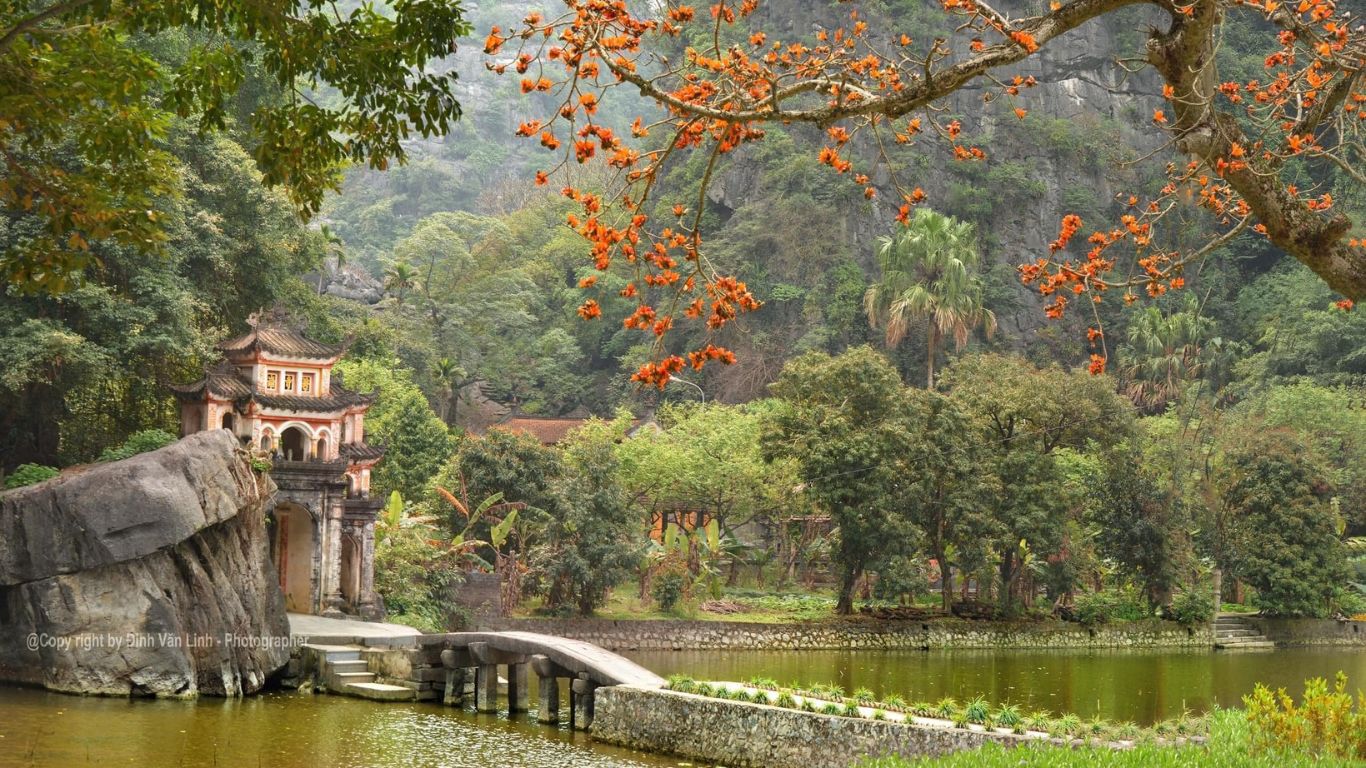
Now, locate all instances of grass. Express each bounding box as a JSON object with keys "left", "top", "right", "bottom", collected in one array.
[
  {"left": 859, "top": 709, "right": 1360, "bottom": 767},
  {"left": 662, "top": 675, "right": 1208, "bottom": 746}
]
